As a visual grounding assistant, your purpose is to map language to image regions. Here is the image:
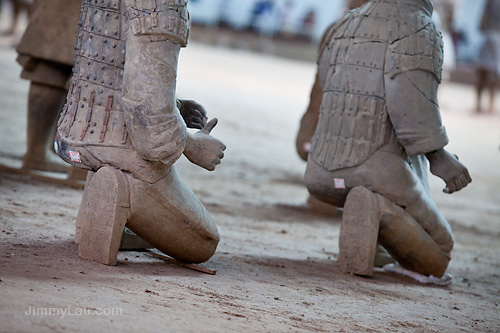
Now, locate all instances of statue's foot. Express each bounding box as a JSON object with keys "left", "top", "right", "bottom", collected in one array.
[
  {"left": 120, "top": 228, "right": 152, "bottom": 251},
  {"left": 338, "top": 186, "right": 380, "bottom": 277},
  {"left": 383, "top": 263, "right": 453, "bottom": 286},
  {"left": 22, "top": 151, "right": 70, "bottom": 173},
  {"left": 78, "top": 167, "right": 130, "bottom": 265}
]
